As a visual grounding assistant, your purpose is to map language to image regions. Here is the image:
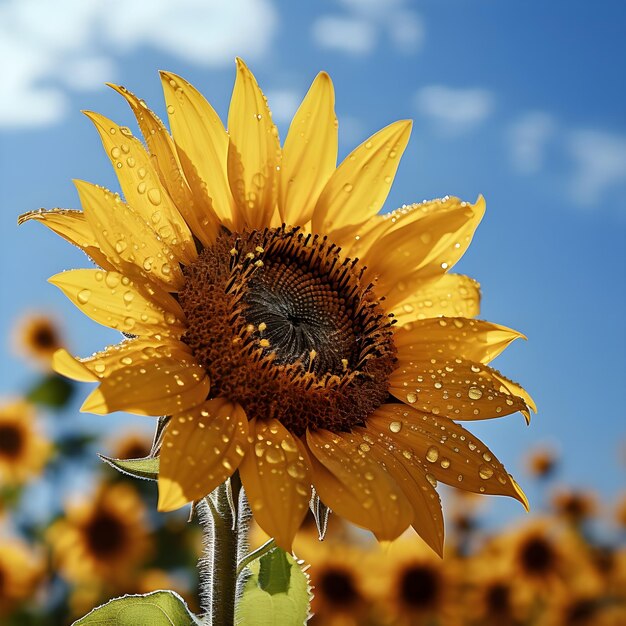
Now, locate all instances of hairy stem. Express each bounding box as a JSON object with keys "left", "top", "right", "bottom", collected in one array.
[{"left": 198, "top": 472, "right": 250, "bottom": 626}]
